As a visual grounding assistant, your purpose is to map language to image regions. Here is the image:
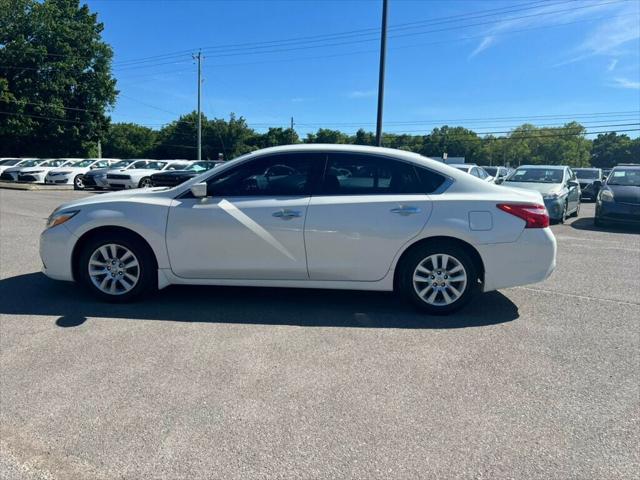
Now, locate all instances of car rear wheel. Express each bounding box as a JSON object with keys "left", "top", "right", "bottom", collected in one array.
[
  {"left": 138, "top": 177, "right": 152, "bottom": 188},
  {"left": 398, "top": 243, "right": 479, "bottom": 315},
  {"left": 77, "top": 233, "right": 156, "bottom": 302},
  {"left": 73, "top": 174, "right": 85, "bottom": 190}
]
